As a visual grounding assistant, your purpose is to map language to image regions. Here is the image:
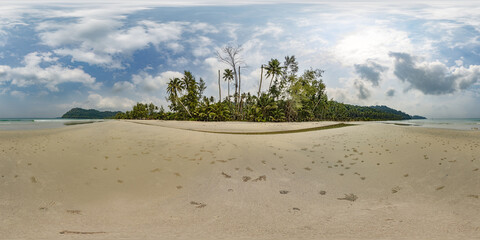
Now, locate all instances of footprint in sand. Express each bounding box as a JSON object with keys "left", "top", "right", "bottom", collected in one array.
[
  {"left": 242, "top": 176, "right": 251, "bottom": 182},
  {"left": 190, "top": 201, "right": 206, "bottom": 208},
  {"left": 392, "top": 186, "right": 401, "bottom": 193},
  {"left": 30, "top": 176, "right": 37, "bottom": 183},
  {"left": 337, "top": 193, "right": 358, "bottom": 202},
  {"left": 280, "top": 190, "right": 289, "bottom": 194},
  {"left": 176, "top": 186, "right": 183, "bottom": 189},
  {"left": 66, "top": 210, "right": 81, "bottom": 215},
  {"left": 174, "top": 172, "right": 181, "bottom": 177},
  {"left": 436, "top": 186, "right": 445, "bottom": 191},
  {"left": 117, "top": 180, "right": 123, "bottom": 183},
  {"left": 304, "top": 167, "right": 311, "bottom": 171},
  {"left": 319, "top": 191, "right": 326, "bottom": 195},
  {"left": 221, "top": 172, "right": 232, "bottom": 178},
  {"left": 252, "top": 175, "right": 266, "bottom": 182}
]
